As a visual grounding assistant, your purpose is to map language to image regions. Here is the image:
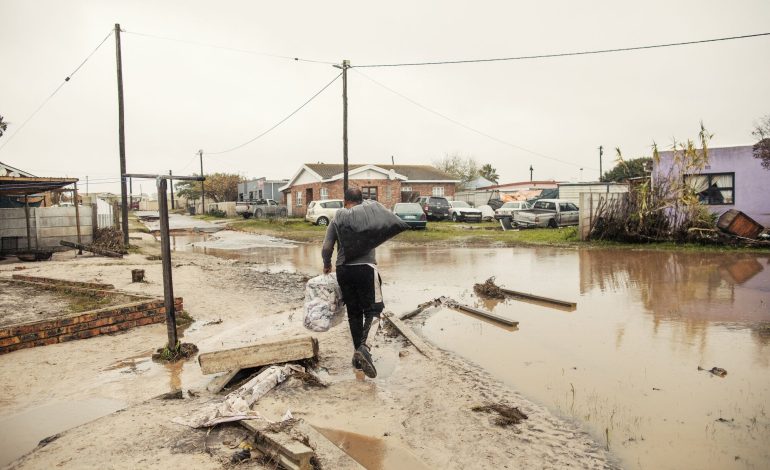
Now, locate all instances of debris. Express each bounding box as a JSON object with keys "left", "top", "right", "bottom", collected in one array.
[
  {"left": 152, "top": 342, "right": 199, "bottom": 362},
  {"left": 498, "top": 287, "right": 577, "bottom": 309},
  {"left": 472, "top": 403, "right": 529, "bottom": 427},
  {"left": 131, "top": 269, "right": 145, "bottom": 283},
  {"left": 16, "top": 251, "right": 53, "bottom": 262},
  {"left": 698, "top": 366, "right": 727, "bottom": 377},
  {"left": 382, "top": 312, "right": 433, "bottom": 359},
  {"left": 715, "top": 417, "right": 734, "bottom": 423},
  {"left": 37, "top": 433, "right": 61, "bottom": 448},
  {"left": 399, "top": 349, "right": 410, "bottom": 358},
  {"left": 198, "top": 336, "right": 318, "bottom": 375},
  {"left": 292, "top": 369, "right": 328, "bottom": 388},
  {"left": 187, "top": 389, "right": 198, "bottom": 398},
  {"left": 241, "top": 418, "right": 314, "bottom": 470},
  {"left": 159, "top": 389, "right": 184, "bottom": 400},
  {"left": 303, "top": 274, "right": 343, "bottom": 332},
  {"left": 174, "top": 364, "right": 304, "bottom": 428},
  {"left": 59, "top": 240, "right": 123, "bottom": 258},
  {"left": 717, "top": 209, "right": 764, "bottom": 239},
  {"left": 445, "top": 298, "right": 518, "bottom": 327},
  {"left": 207, "top": 369, "right": 241, "bottom": 394},
  {"left": 283, "top": 419, "right": 366, "bottom": 470},
  {"left": 146, "top": 255, "right": 162, "bottom": 261},
  {"left": 398, "top": 298, "right": 443, "bottom": 320},
  {"left": 230, "top": 449, "right": 251, "bottom": 463},
  {"left": 202, "top": 318, "right": 223, "bottom": 326},
  {"left": 92, "top": 227, "right": 128, "bottom": 252},
  {"left": 474, "top": 277, "right": 505, "bottom": 299}
]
